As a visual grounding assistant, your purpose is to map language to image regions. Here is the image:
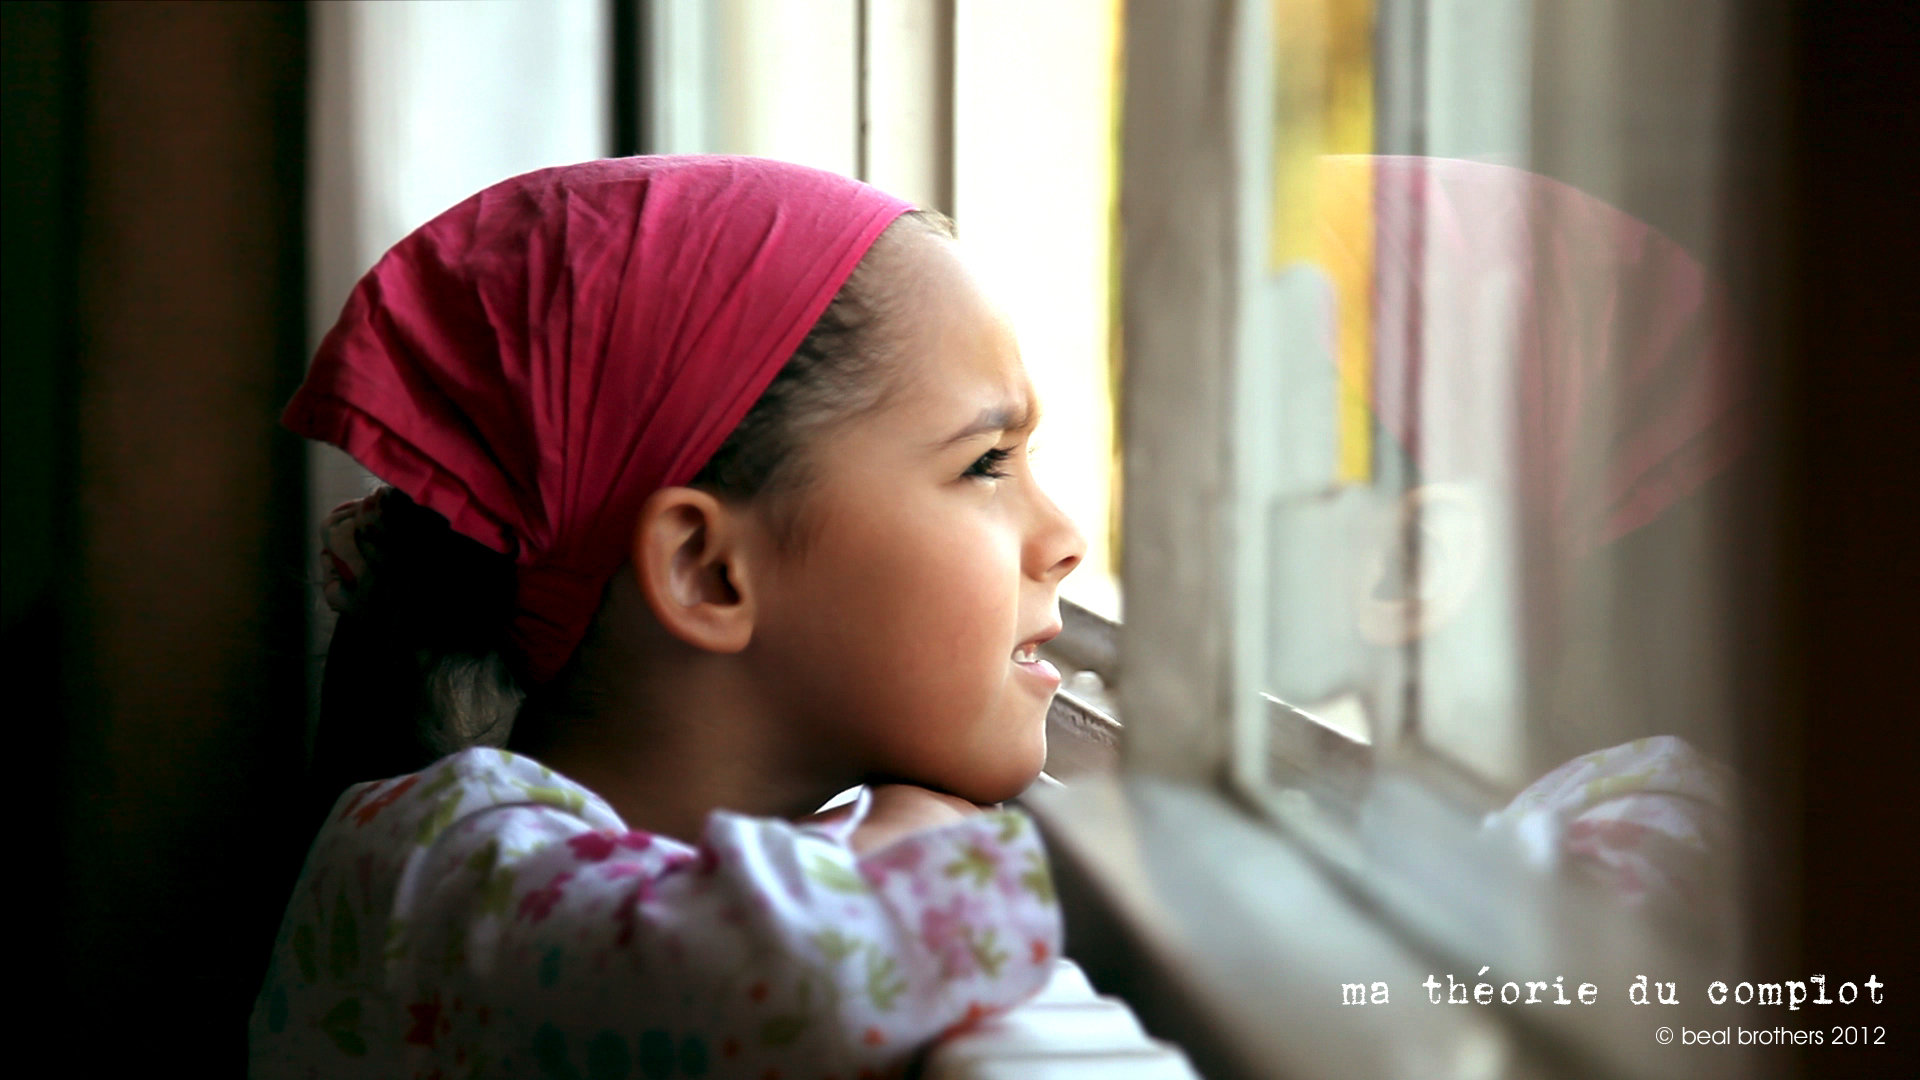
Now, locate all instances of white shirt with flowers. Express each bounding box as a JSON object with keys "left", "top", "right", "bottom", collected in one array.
[{"left": 249, "top": 748, "right": 1062, "bottom": 1080}]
